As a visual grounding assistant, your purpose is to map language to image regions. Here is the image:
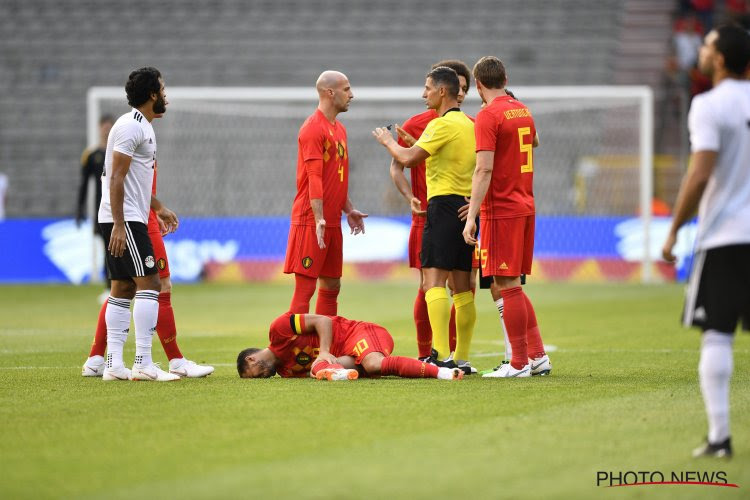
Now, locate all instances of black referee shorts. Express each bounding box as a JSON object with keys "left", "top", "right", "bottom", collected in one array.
[
  {"left": 683, "top": 244, "right": 750, "bottom": 334},
  {"left": 421, "top": 195, "right": 474, "bottom": 272},
  {"left": 99, "top": 221, "right": 158, "bottom": 280}
]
